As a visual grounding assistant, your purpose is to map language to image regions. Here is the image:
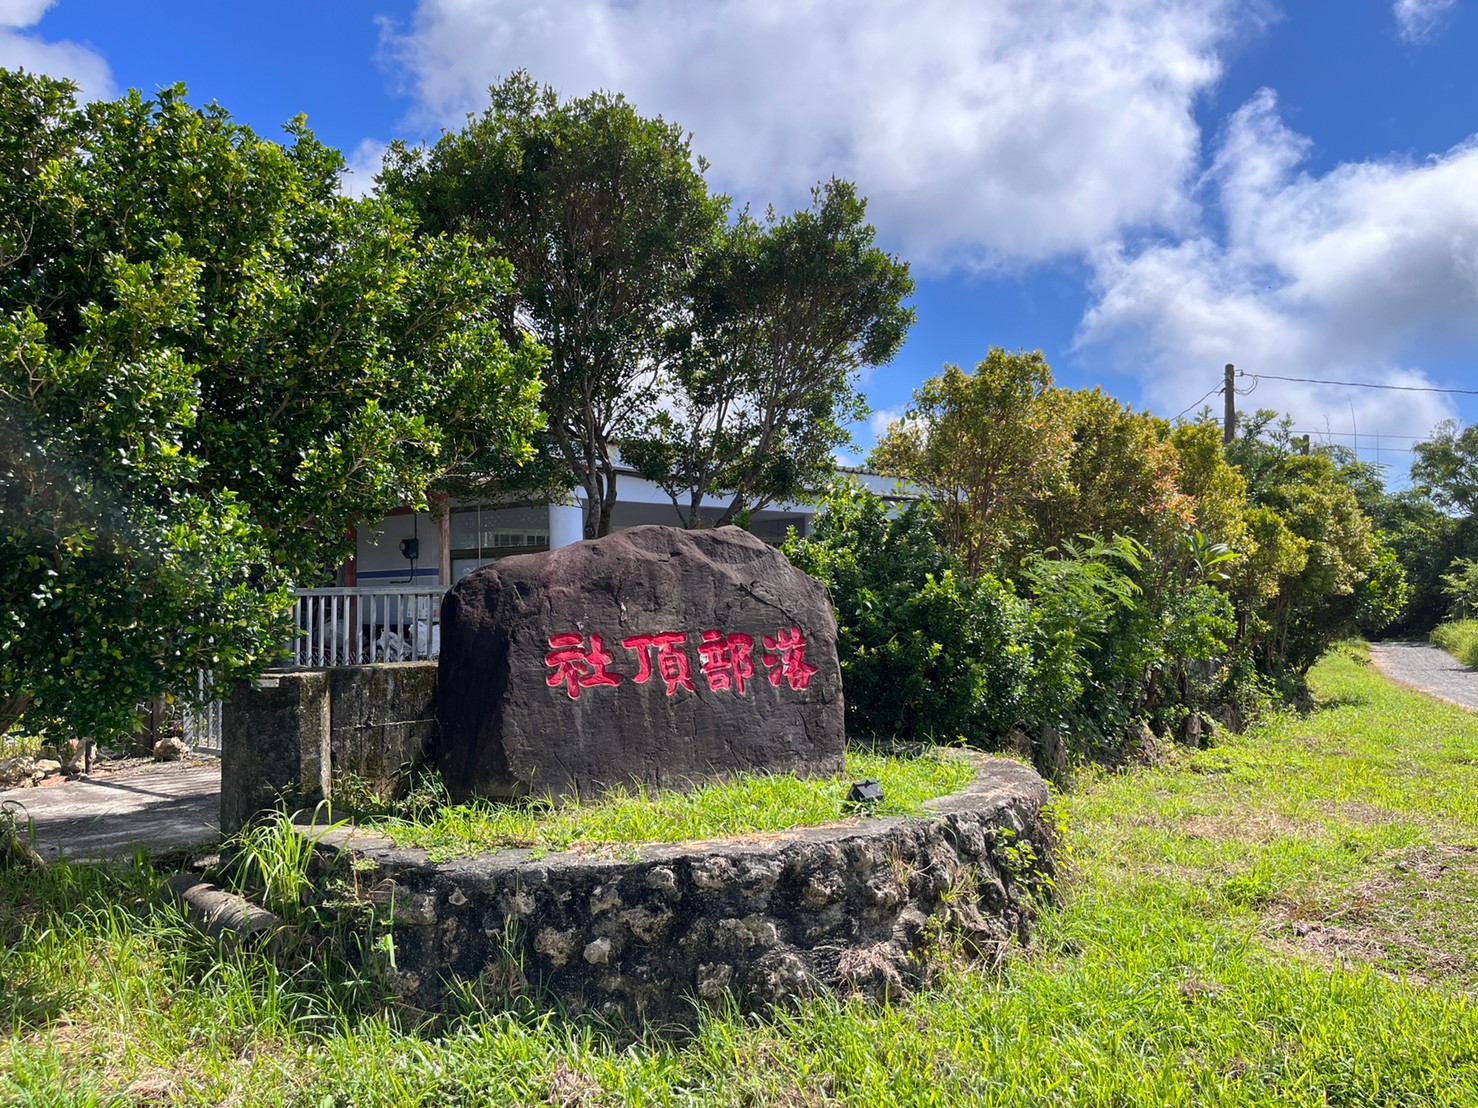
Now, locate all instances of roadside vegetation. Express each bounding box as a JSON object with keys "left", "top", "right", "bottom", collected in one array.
[
  {"left": 348, "top": 749, "right": 973, "bottom": 861},
  {"left": 1431, "top": 620, "right": 1478, "bottom": 669},
  {"left": 1430, "top": 556, "right": 1478, "bottom": 668},
  {"left": 5, "top": 644, "right": 1478, "bottom": 1105}
]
